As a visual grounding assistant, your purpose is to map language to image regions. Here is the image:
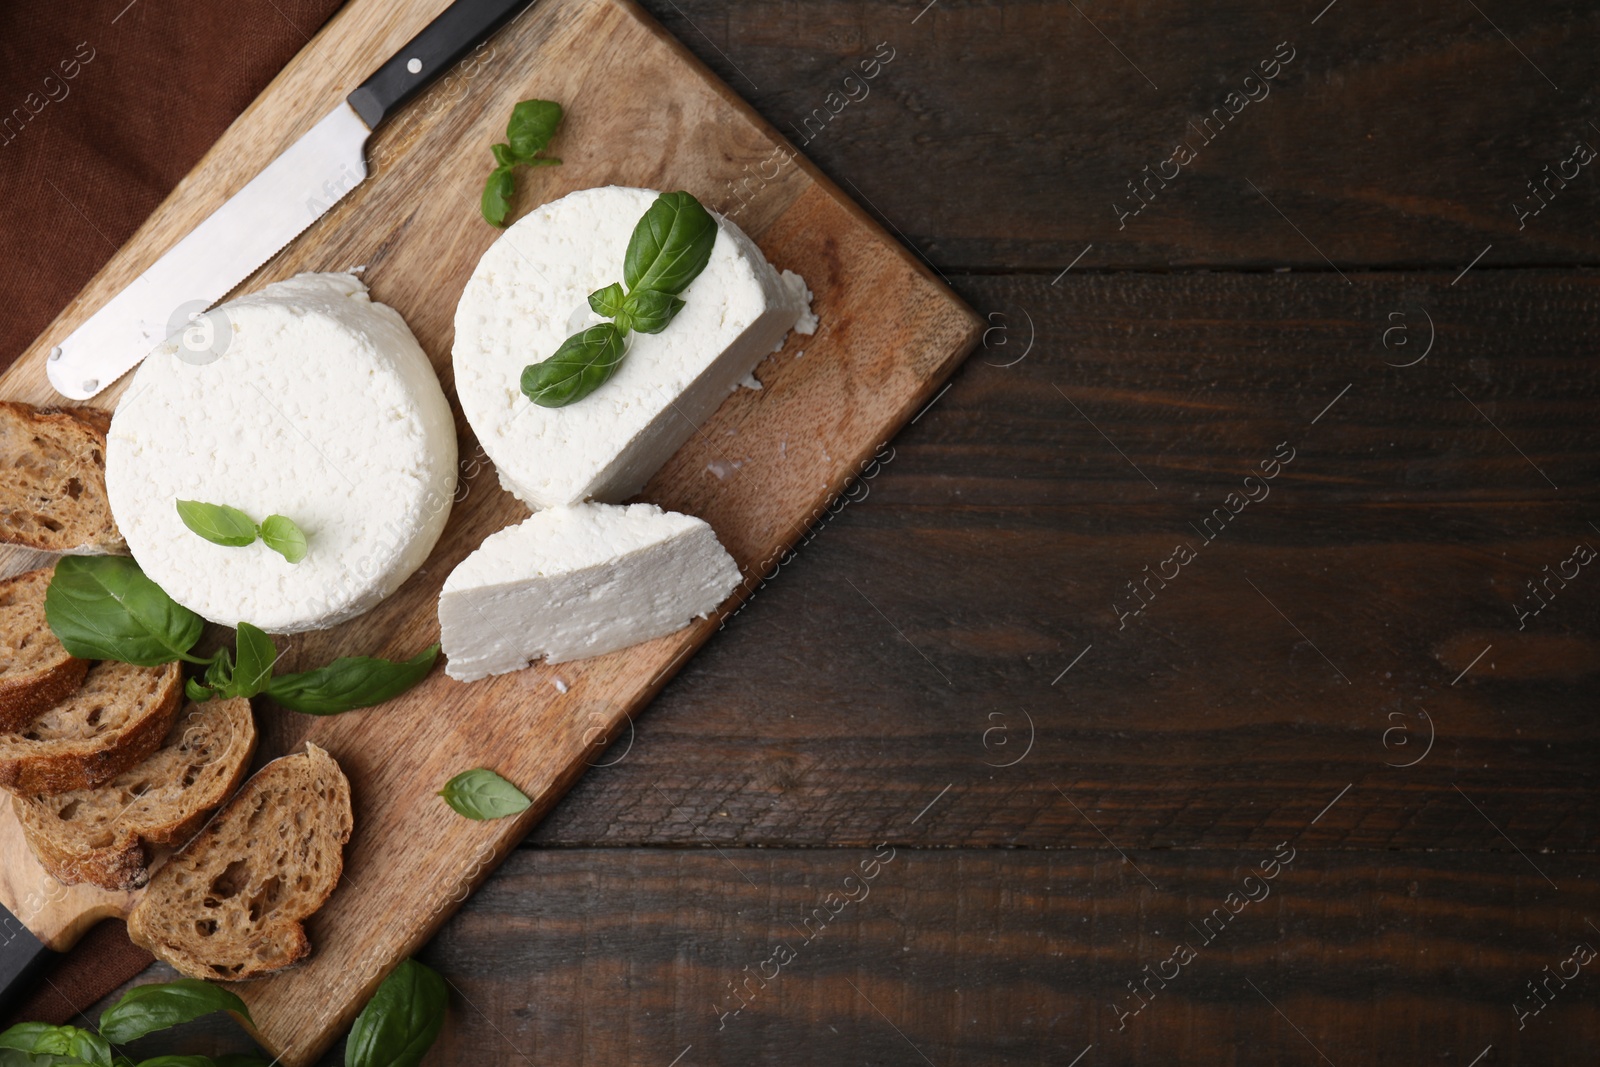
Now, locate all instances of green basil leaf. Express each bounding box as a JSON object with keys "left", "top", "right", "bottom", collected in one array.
[
  {"left": 520, "top": 323, "right": 627, "bottom": 408},
  {"left": 489, "top": 142, "right": 517, "bottom": 168},
  {"left": 438, "top": 768, "right": 531, "bottom": 820},
  {"left": 588, "top": 282, "right": 626, "bottom": 318},
  {"left": 99, "top": 981, "right": 251, "bottom": 1045},
  {"left": 481, "top": 165, "right": 515, "bottom": 228},
  {"left": 258, "top": 515, "right": 306, "bottom": 564},
  {"left": 505, "top": 99, "right": 562, "bottom": 160},
  {"left": 227, "top": 623, "right": 278, "bottom": 699},
  {"left": 263, "top": 644, "right": 438, "bottom": 715},
  {"left": 345, "top": 958, "right": 448, "bottom": 1067},
  {"left": 0, "top": 1024, "right": 110, "bottom": 1067},
  {"left": 184, "top": 677, "right": 214, "bottom": 703},
  {"left": 622, "top": 190, "right": 717, "bottom": 296},
  {"left": 0, "top": 1050, "right": 82, "bottom": 1067},
  {"left": 203, "top": 646, "right": 234, "bottom": 690},
  {"left": 45, "top": 557, "right": 204, "bottom": 666},
  {"left": 620, "top": 289, "right": 686, "bottom": 335},
  {"left": 174, "top": 501, "right": 258, "bottom": 548}
]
